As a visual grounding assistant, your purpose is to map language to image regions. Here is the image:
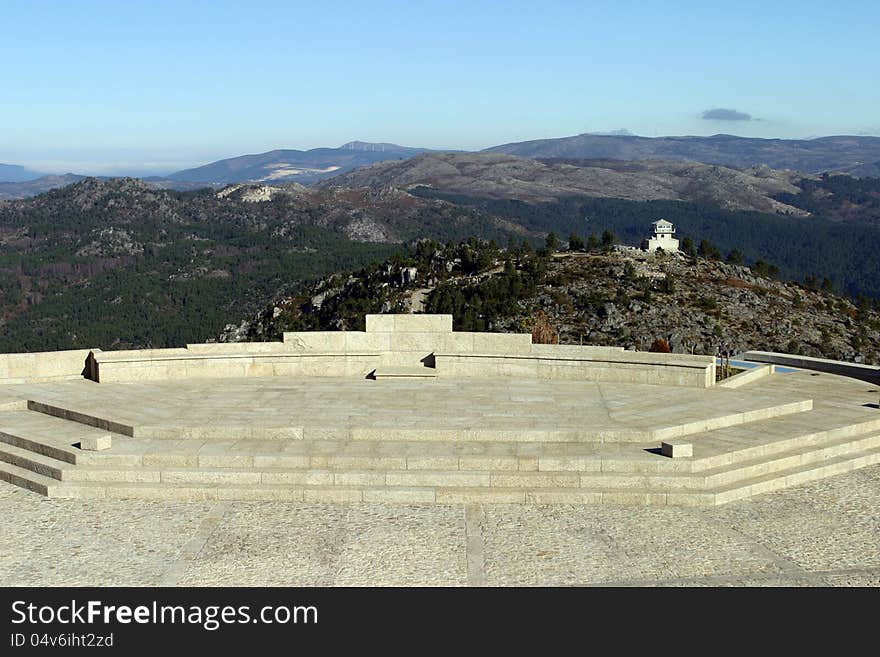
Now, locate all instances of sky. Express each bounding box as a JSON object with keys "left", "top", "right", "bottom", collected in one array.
[{"left": 2, "top": 0, "right": 879, "bottom": 175}]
